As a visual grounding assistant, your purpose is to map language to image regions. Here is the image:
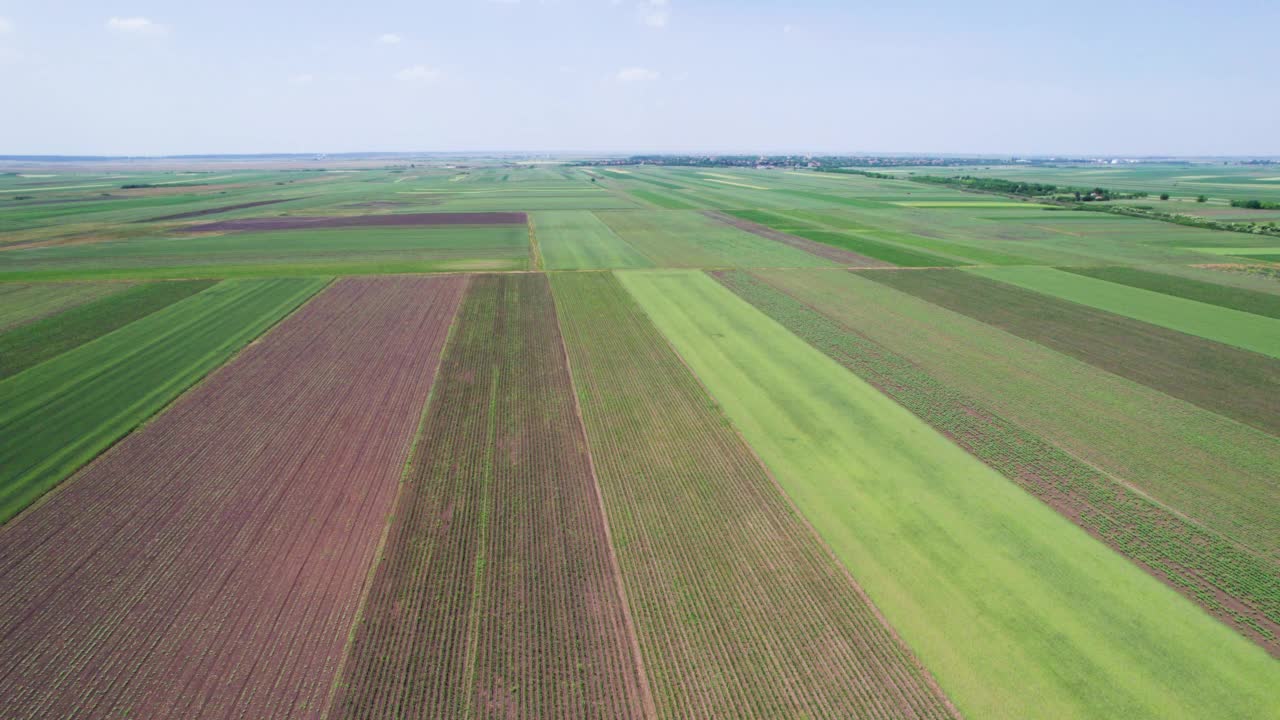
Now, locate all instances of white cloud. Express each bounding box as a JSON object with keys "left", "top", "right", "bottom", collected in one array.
[
  {"left": 0, "top": 17, "right": 14, "bottom": 34},
  {"left": 616, "top": 66, "right": 659, "bottom": 83},
  {"left": 783, "top": 24, "right": 795, "bottom": 34},
  {"left": 637, "top": 0, "right": 669, "bottom": 28},
  {"left": 377, "top": 33, "right": 402, "bottom": 45},
  {"left": 289, "top": 73, "right": 315, "bottom": 85},
  {"left": 106, "top": 17, "right": 168, "bottom": 36},
  {"left": 396, "top": 65, "right": 443, "bottom": 83}
]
